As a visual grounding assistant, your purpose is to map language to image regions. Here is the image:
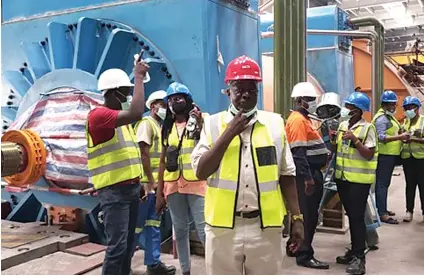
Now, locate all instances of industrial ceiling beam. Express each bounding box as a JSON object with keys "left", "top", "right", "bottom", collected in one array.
[
  {"left": 342, "top": 0, "right": 407, "bottom": 10},
  {"left": 385, "top": 26, "right": 424, "bottom": 37},
  {"left": 385, "top": 35, "right": 424, "bottom": 43}
]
